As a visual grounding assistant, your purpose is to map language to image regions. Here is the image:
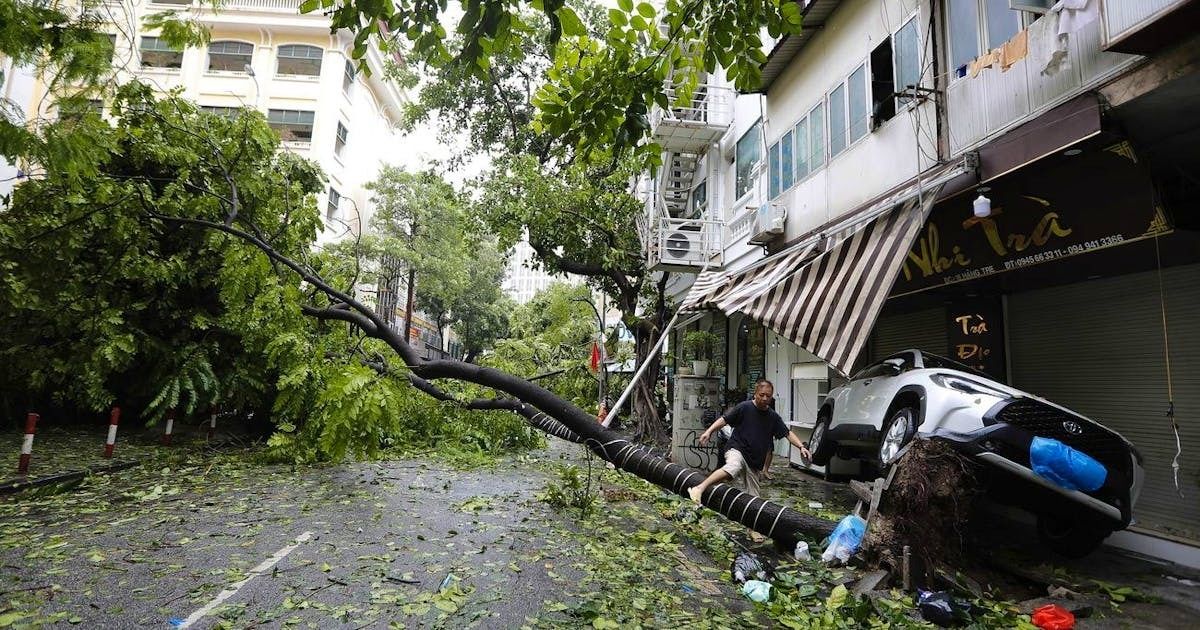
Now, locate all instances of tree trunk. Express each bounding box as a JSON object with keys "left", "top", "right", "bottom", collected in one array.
[
  {"left": 629, "top": 323, "right": 668, "bottom": 445},
  {"left": 403, "top": 267, "right": 415, "bottom": 342},
  {"left": 415, "top": 361, "right": 836, "bottom": 549}
]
